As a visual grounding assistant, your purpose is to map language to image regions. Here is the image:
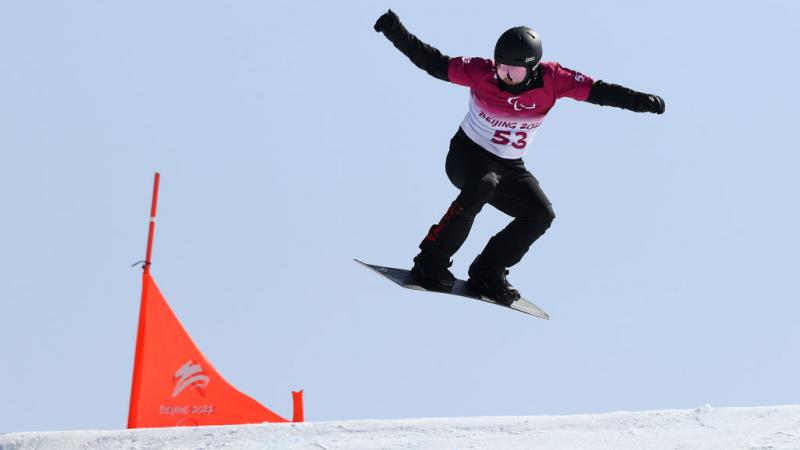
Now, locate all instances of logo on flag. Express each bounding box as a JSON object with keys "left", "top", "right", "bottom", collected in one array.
[{"left": 172, "top": 360, "right": 211, "bottom": 398}]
